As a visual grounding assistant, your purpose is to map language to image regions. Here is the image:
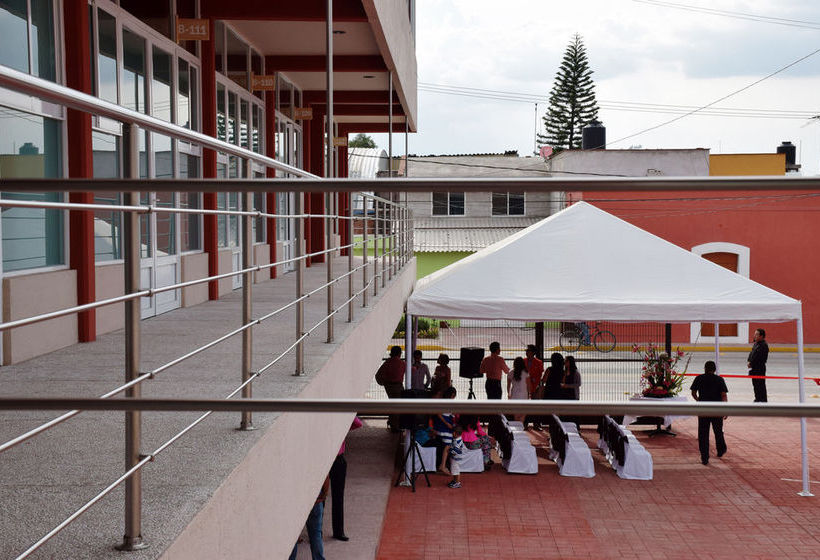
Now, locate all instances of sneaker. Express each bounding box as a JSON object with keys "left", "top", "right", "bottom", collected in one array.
[{"left": 447, "top": 481, "right": 462, "bottom": 489}]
